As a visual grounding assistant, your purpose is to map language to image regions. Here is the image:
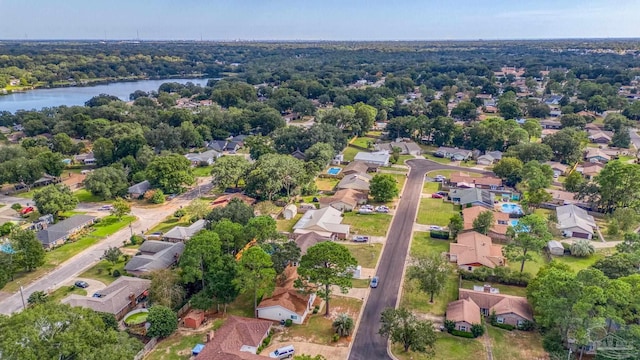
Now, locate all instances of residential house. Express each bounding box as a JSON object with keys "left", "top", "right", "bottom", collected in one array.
[
  {"left": 0, "top": 126, "right": 11, "bottom": 134},
  {"left": 353, "top": 151, "right": 390, "bottom": 167},
  {"left": 128, "top": 180, "right": 151, "bottom": 198},
  {"left": 374, "top": 141, "right": 422, "bottom": 156},
  {"left": 211, "top": 193, "right": 257, "bottom": 208},
  {"left": 283, "top": 112, "right": 301, "bottom": 122},
  {"left": 588, "top": 131, "right": 613, "bottom": 144},
  {"left": 546, "top": 189, "right": 581, "bottom": 206},
  {"left": 194, "top": 316, "right": 272, "bottom": 360},
  {"left": 283, "top": 204, "right": 298, "bottom": 220},
  {"left": 458, "top": 288, "right": 534, "bottom": 328},
  {"left": 541, "top": 128, "right": 559, "bottom": 138},
  {"left": 434, "top": 147, "right": 473, "bottom": 161},
  {"left": 294, "top": 232, "right": 331, "bottom": 255},
  {"left": 544, "top": 95, "right": 563, "bottom": 106},
  {"left": 546, "top": 162, "right": 568, "bottom": 177},
  {"left": 319, "top": 189, "right": 368, "bottom": 212},
  {"left": 206, "top": 140, "right": 228, "bottom": 152},
  {"left": 290, "top": 149, "right": 306, "bottom": 160},
  {"left": 163, "top": 219, "right": 207, "bottom": 242},
  {"left": 540, "top": 119, "right": 562, "bottom": 129},
  {"left": 124, "top": 240, "right": 185, "bottom": 276},
  {"left": 585, "top": 148, "right": 611, "bottom": 163},
  {"left": 62, "top": 276, "right": 151, "bottom": 320},
  {"left": 556, "top": 204, "right": 597, "bottom": 239},
  {"left": 74, "top": 152, "right": 96, "bottom": 165},
  {"left": 445, "top": 298, "right": 482, "bottom": 333},
  {"left": 476, "top": 151, "right": 503, "bottom": 165},
  {"left": 336, "top": 173, "right": 371, "bottom": 193},
  {"left": 256, "top": 267, "right": 317, "bottom": 325},
  {"left": 461, "top": 206, "right": 510, "bottom": 242},
  {"left": 36, "top": 215, "right": 96, "bottom": 249},
  {"left": 449, "top": 172, "right": 503, "bottom": 190},
  {"left": 549, "top": 110, "right": 562, "bottom": 118},
  {"left": 185, "top": 150, "right": 221, "bottom": 166},
  {"left": 332, "top": 153, "right": 344, "bottom": 165},
  {"left": 548, "top": 240, "right": 565, "bottom": 256},
  {"left": 448, "top": 188, "right": 495, "bottom": 209},
  {"left": 449, "top": 231, "right": 505, "bottom": 271},
  {"left": 577, "top": 162, "right": 604, "bottom": 179},
  {"left": 293, "top": 207, "right": 350, "bottom": 239},
  {"left": 224, "top": 141, "right": 241, "bottom": 153},
  {"left": 342, "top": 161, "right": 370, "bottom": 176},
  {"left": 230, "top": 134, "right": 248, "bottom": 147}
]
